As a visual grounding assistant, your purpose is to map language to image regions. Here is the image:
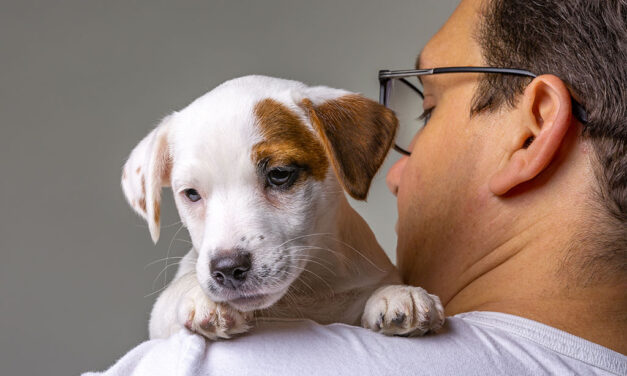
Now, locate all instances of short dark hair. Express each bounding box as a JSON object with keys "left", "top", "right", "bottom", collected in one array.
[{"left": 473, "top": 0, "right": 626, "bottom": 282}]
